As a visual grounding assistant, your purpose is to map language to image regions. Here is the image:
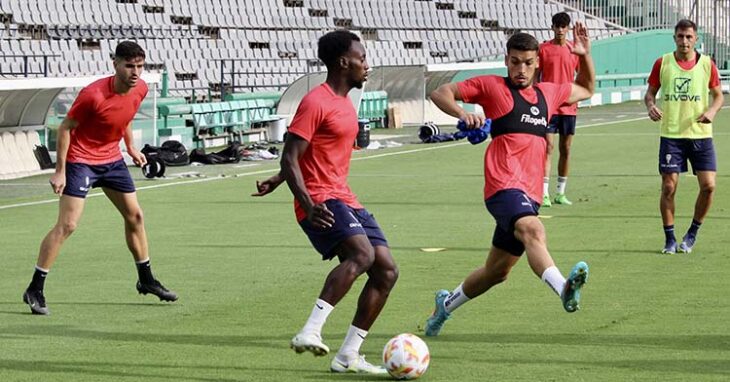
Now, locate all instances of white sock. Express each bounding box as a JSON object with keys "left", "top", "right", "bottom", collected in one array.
[
  {"left": 541, "top": 266, "right": 566, "bottom": 297},
  {"left": 557, "top": 176, "right": 568, "bottom": 195},
  {"left": 300, "top": 299, "right": 334, "bottom": 336},
  {"left": 337, "top": 325, "right": 368, "bottom": 359},
  {"left": 35, "top": 265, "right": 49, "bottom": 273},
  {"left": 444, "top": 283, "right": 471, "bottom": 314},
  {"left": 543, "top": 177, "right": 550, "bottom": 196}
]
